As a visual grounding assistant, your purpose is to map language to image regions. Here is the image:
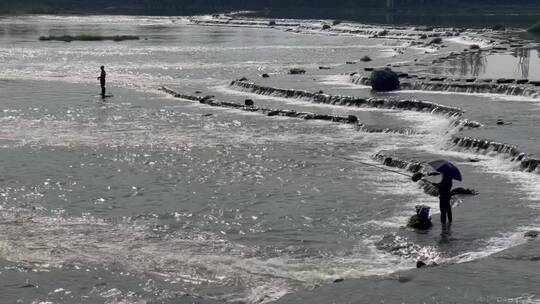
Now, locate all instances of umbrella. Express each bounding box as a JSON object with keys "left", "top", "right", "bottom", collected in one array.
[{"left": 428, "top": 160, "right": 462, "bottom": 181}]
